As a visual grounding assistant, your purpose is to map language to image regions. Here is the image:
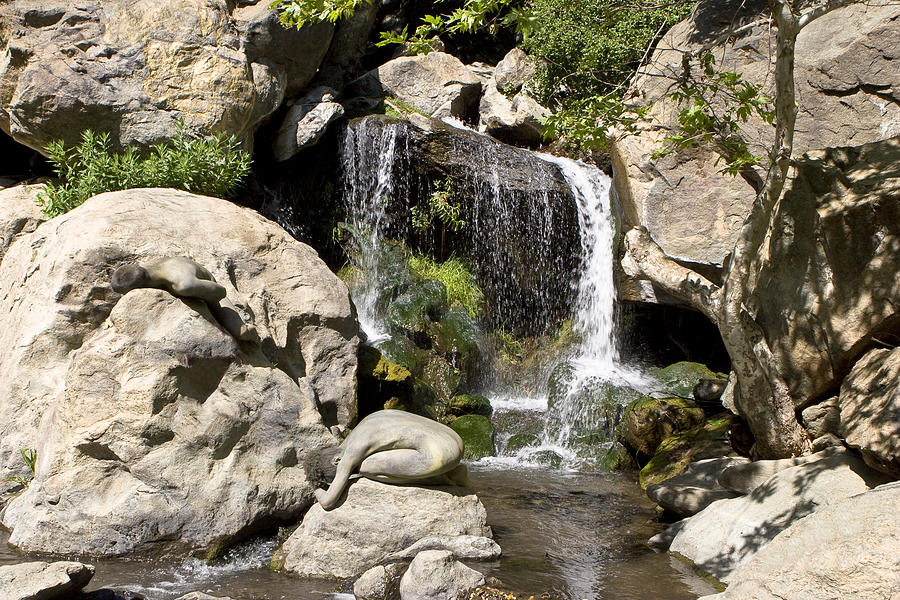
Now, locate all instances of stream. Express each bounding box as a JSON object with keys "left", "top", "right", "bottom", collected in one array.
[{"left": 1, "top": 467, "right": 716, "bottom": 599}]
